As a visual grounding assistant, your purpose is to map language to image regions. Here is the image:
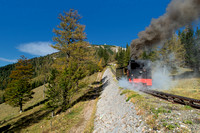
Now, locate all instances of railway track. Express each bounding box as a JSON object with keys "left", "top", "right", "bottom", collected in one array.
[
  {"left": 109, "top": 67, "right": 200, "bottom": 109},
  {"left": 140, "top": 89, "right": 200, "bottom": 109}
]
